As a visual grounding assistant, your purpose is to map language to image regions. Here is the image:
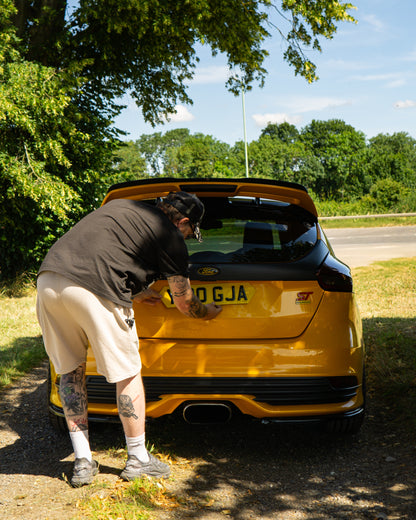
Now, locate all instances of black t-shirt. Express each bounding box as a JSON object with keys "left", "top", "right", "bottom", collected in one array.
[{"left": 38, "top": 199, "right": 190, "bottom": 307}]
